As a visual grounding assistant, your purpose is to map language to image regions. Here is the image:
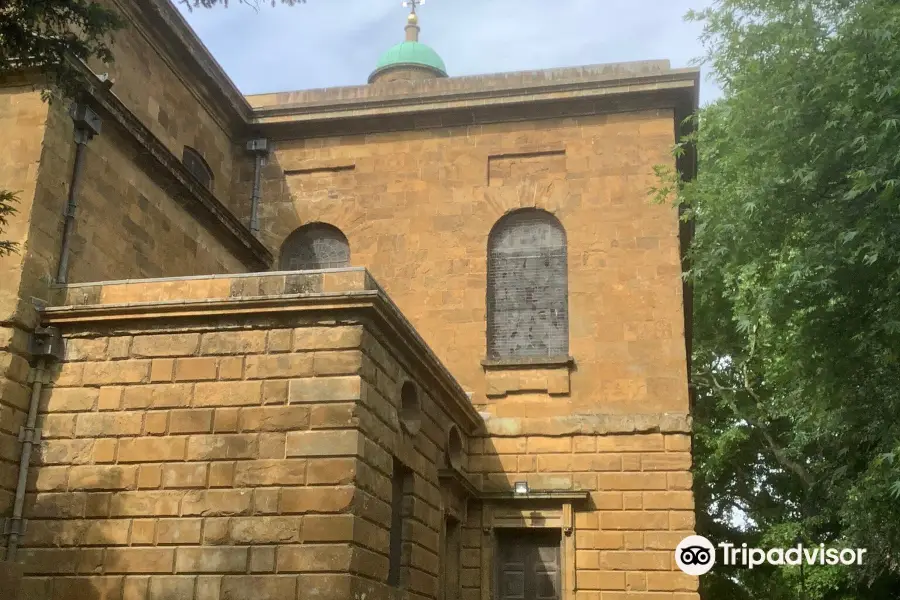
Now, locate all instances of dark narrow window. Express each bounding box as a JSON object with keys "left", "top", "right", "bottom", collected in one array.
[
  {"left": 182, "top": 146, "right": 213, "bottom": 190},
  {"left": 279, "top": 223, "right": 351, "bottom": 271},
  {"left": 442, "top": 517, "right": 461, "bottom": 600},
  {"left": 388, "top": 458, "right": 412, "bottom": 587},
  {"left": 487, "top": 209, "right": 568, "bottom": 359}
]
